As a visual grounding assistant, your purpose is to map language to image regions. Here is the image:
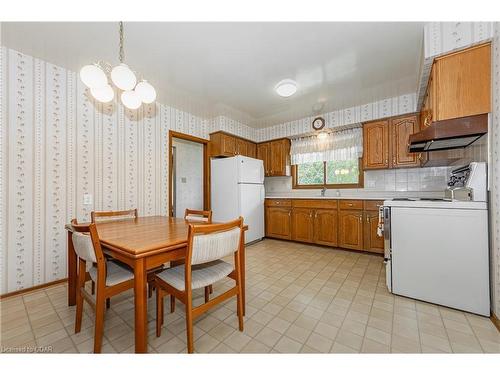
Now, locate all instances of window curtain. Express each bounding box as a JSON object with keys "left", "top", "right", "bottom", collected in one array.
[{"left": 290, "top": 126, "right": 363, "bottom": 165}]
